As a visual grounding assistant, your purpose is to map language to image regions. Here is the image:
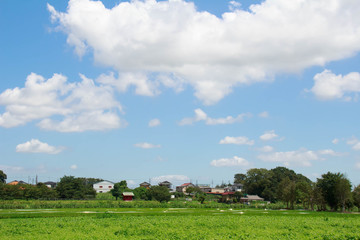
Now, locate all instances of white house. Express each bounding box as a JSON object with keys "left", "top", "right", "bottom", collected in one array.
[{"left": 93, "top": 180, "right": 114, "bottom": 193}]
